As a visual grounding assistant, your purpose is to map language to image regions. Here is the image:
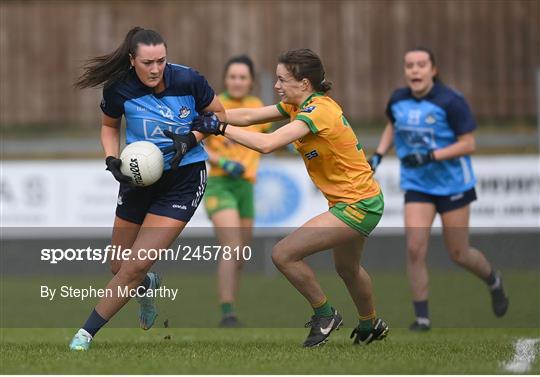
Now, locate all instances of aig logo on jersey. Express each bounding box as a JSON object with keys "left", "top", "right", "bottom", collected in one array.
[
  {"left": 304, "top": 150, "right": 319, "bottom": 160},
  {"left": 178, "top": 106, "right": 191, "bottom": 119}
]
